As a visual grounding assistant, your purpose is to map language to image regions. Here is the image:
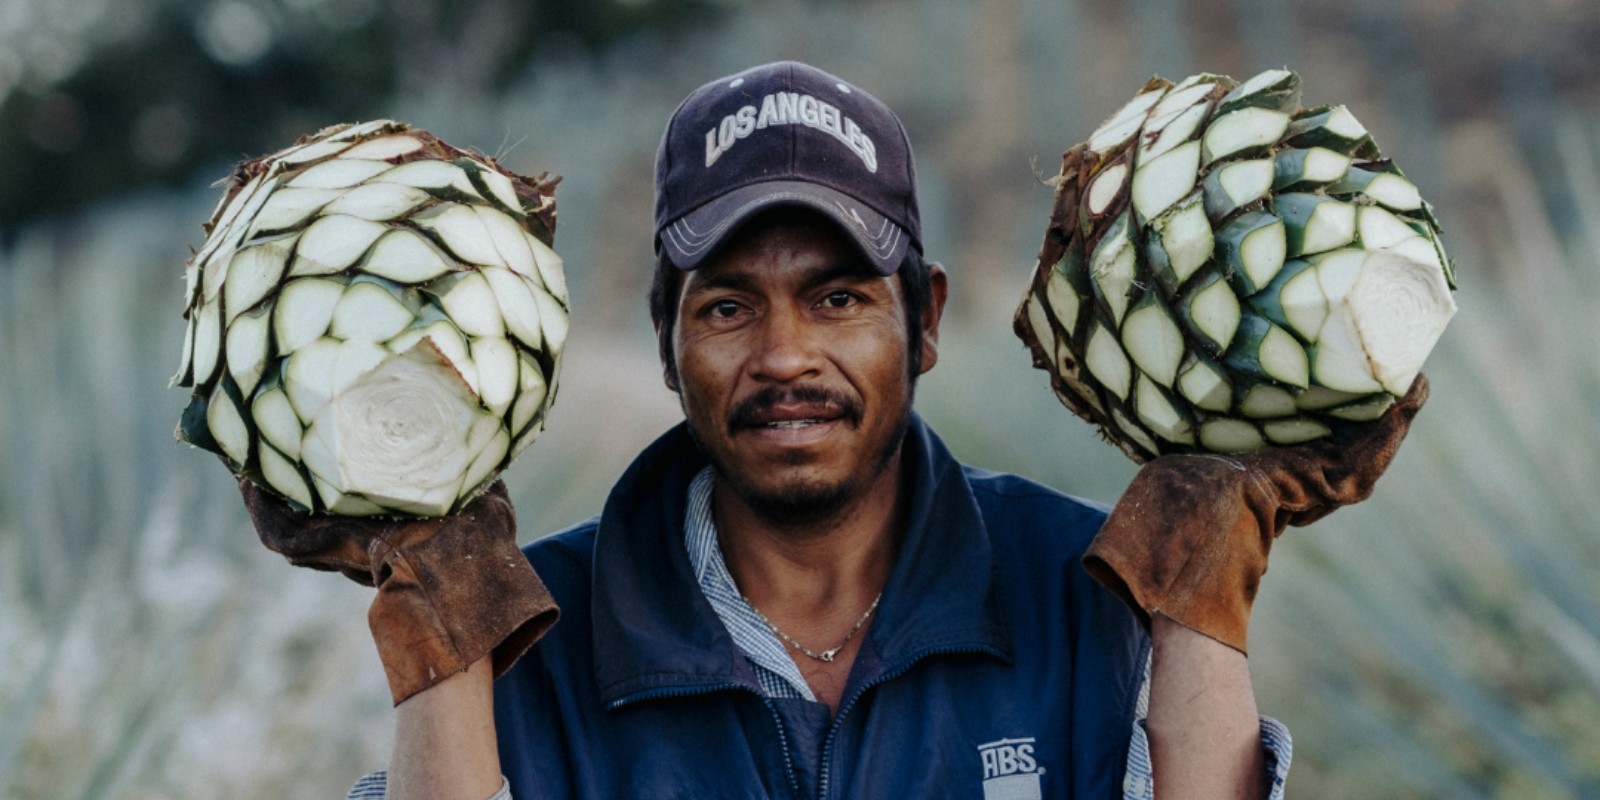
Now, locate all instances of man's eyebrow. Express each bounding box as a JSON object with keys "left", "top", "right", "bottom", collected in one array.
[{"left": 683, "top": 260, "right": 878, "bottom": 296}]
